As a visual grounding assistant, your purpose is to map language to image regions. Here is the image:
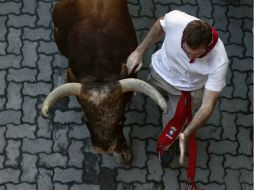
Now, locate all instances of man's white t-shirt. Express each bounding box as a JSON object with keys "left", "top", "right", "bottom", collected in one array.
[{"left": 151, "top": 10, "right": 229, "bottom": 92}]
